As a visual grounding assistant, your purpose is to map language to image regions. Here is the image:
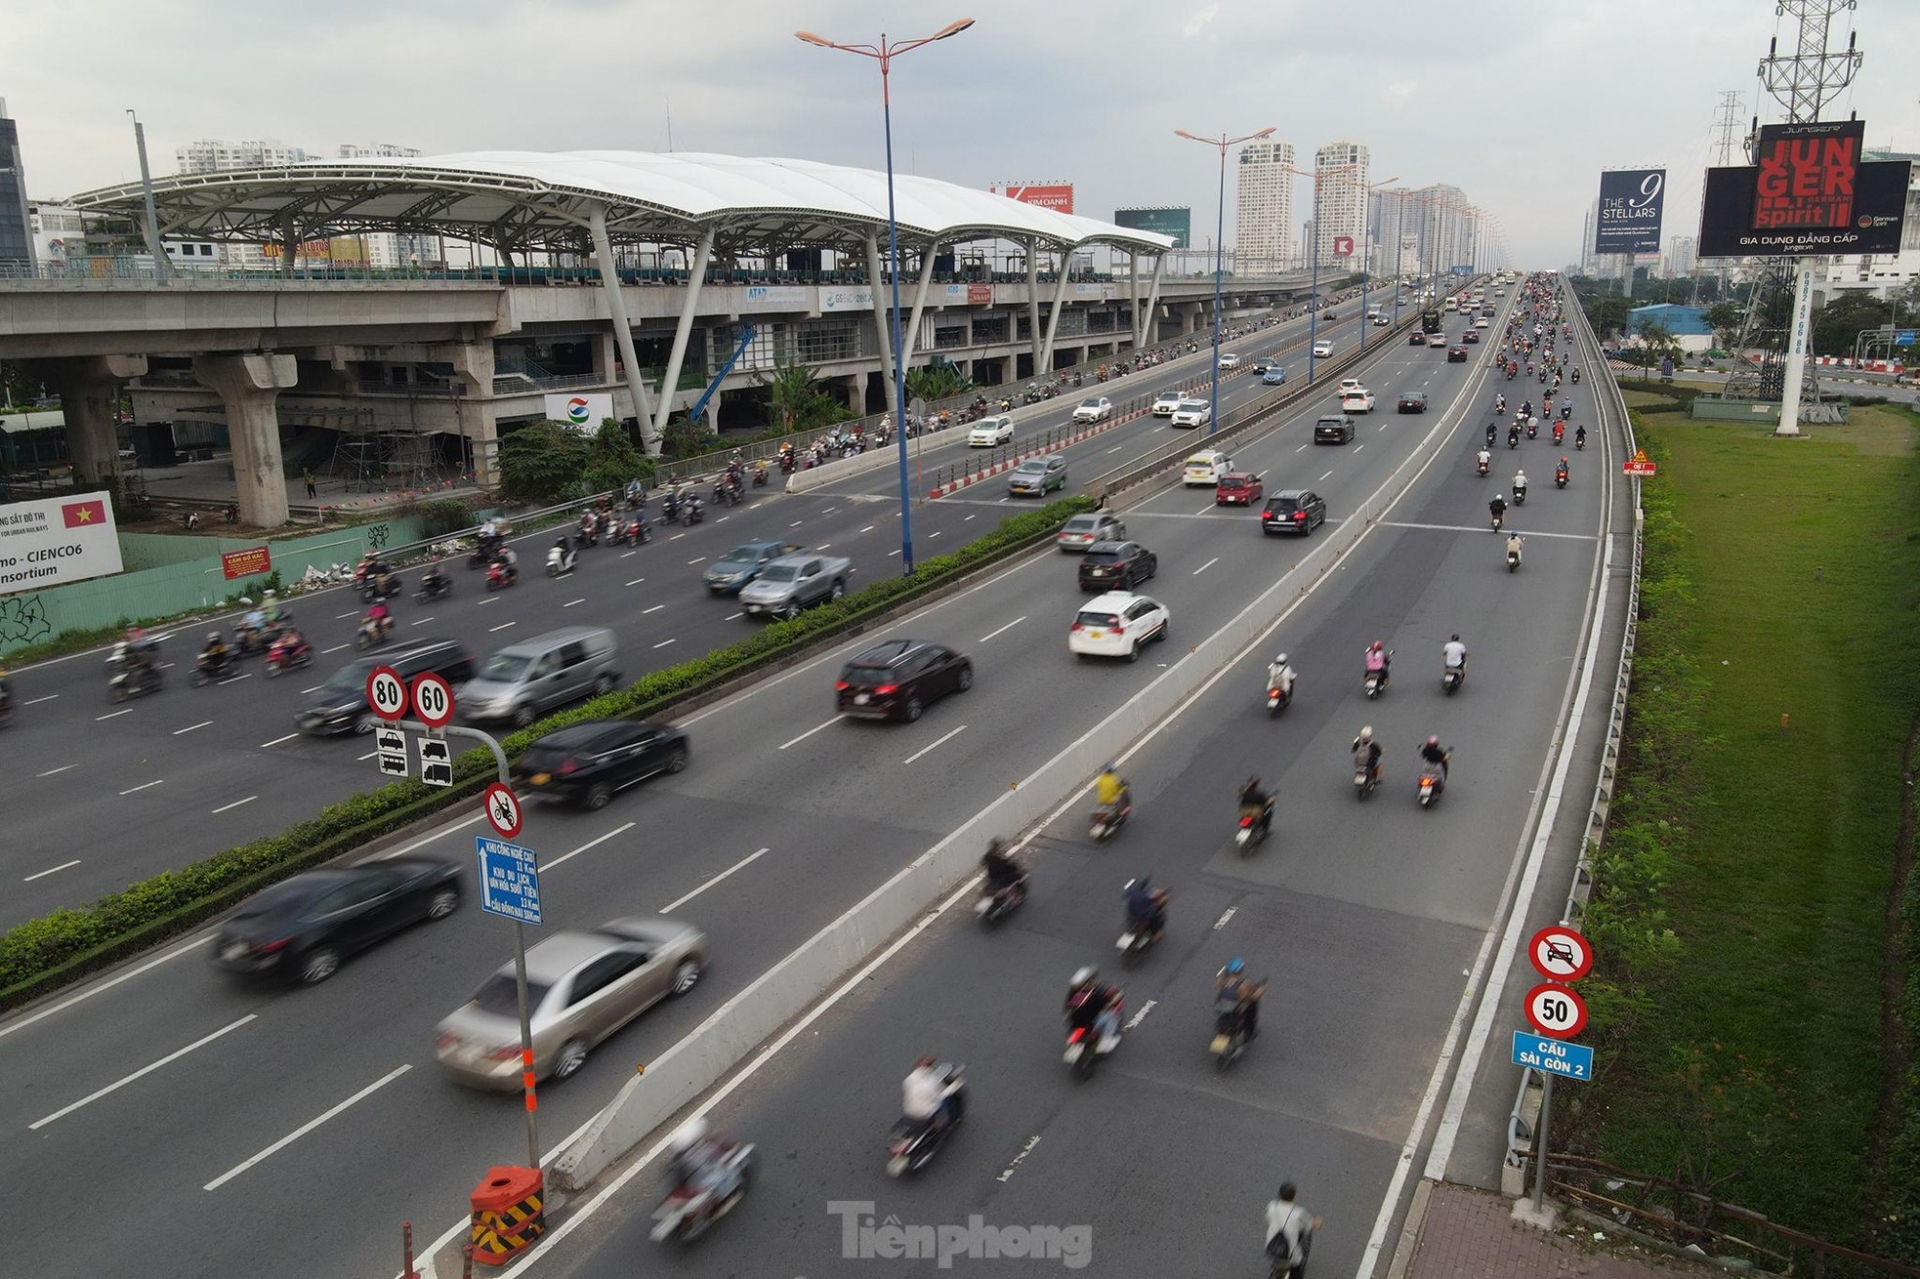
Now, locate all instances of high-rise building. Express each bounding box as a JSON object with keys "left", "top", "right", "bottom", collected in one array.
[
  {"left": 1234, "top": 140, "right": 1295, "bottom": 276},
  {"left": 1312, "top": 141, "right": 1369, "bottom": 268},
  {"left": 0, "top": 98, "right": 34, "bottom": 272},
  {"left": 1402, "top": 183, "right": 1474, "bottom": 279},
  {"left": 175, "top": 138, "right": 312, "bottom": 173},
  {"left": 338, "top": 143, "right": 422, "bottom": 161},
  {"left": 1664, "top": 235, "right": 1698, "bottom": 279}
]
